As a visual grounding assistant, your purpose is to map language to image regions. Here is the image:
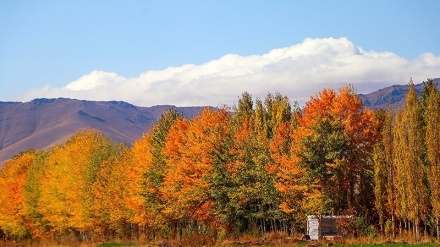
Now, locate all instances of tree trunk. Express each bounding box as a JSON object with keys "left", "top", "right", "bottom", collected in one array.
[
  {"left": 406, "top": 219, "right": 409, "bottom": 232},
  {"left": 318, "top": 215, "right": 322, "bottom": 240},
  {"left": 399, "top": 219, "right": 402, "bottom": 236},
  {"left": 425, "top": 221, "right": 427, "bottom": 236},
  {"left": 379, "top": 212, "right": 384, "bottom": 235},
  {"left": 392, "top": 212, "right": 395, "bottom": 238},
  {"left": 435, "top": 217, "right": 439, "bottom": 240},
  {"left": 437, "top": 217, "right": 439, "bottom": 240},
  {"left": 415, "top": 219, "right": 419, "bottom": 242}
]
